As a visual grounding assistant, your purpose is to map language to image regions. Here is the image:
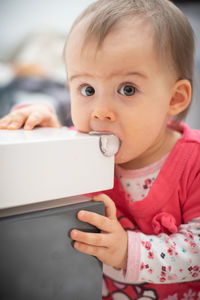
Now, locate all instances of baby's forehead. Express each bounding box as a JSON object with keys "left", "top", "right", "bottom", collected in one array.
[
  {"left": 65, "top": 18, "right": 175, "bottom": 86},
  {"left": 66, "top": 22, "right": 167, "bottom": 78},
  {"left": 65, "top": 9, "right": 174, "bottom": 76},
  {"left": 67, "top": 15, "right": 155, "bottom": 54}
]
